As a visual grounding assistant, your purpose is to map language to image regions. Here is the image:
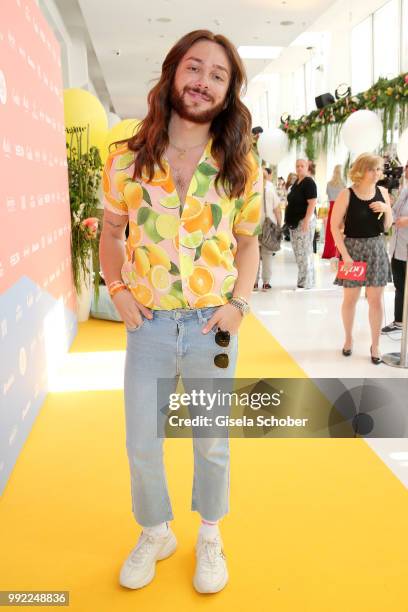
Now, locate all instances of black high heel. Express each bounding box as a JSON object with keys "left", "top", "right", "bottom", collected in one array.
[
  {"left": 342, "top": 342, "right": 352, "bottom": 356},
  {"left": 370, "top": 346, "right": 382, "bottom": 365}
]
